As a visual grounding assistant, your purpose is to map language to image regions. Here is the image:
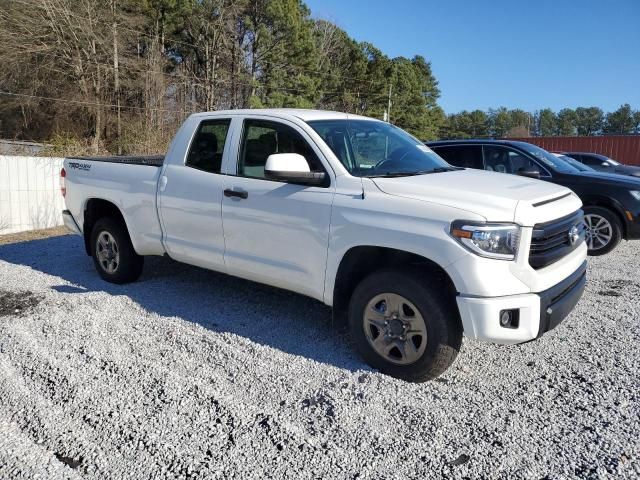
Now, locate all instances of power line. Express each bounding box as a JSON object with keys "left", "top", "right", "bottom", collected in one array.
[
  {"left": 0, "top": 90, "right": 191, "bottom": 114},
  {"left": 0, "top": 88, "right": 388, "bottom": 117},
  {"left": 15, "top": 46, "right": 391, "bottom": 101}
]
